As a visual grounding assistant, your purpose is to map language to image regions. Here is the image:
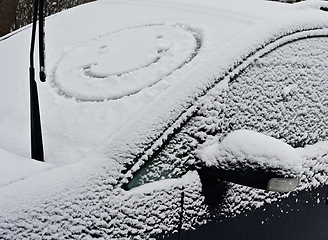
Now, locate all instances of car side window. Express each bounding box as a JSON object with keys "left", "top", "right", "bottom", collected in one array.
[{"left": 126, "top": 37, "right": 328, "bottom": 190}]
